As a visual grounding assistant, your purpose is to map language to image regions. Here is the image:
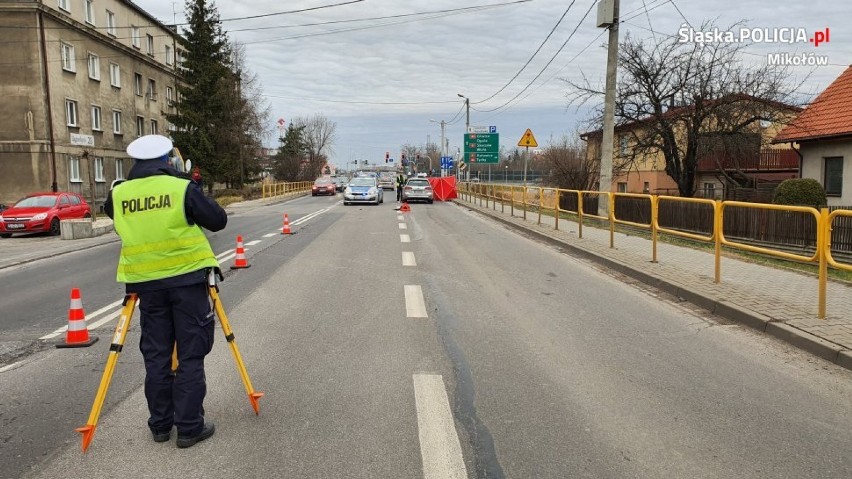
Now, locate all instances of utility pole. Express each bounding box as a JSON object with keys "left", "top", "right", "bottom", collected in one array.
[
  {"left": 458, "top": 94, "right": 470, "bottom": 181},
  {"left": 597, "top": 0, "right": 619, "bottom": 217}
]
